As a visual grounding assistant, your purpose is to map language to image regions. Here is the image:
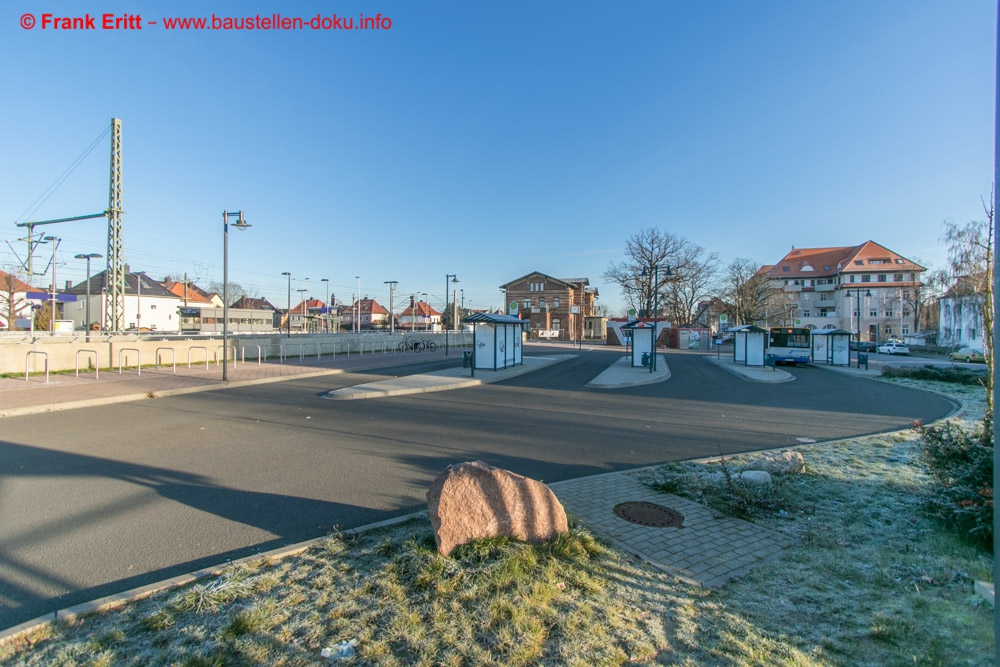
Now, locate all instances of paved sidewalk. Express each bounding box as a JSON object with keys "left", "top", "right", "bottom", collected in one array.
[
  {"left": 552, "top": 472, "right": 793, "bottom": 587},
  {"left": 0, "top": 345, "right": 799, "bottom": 643}
]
